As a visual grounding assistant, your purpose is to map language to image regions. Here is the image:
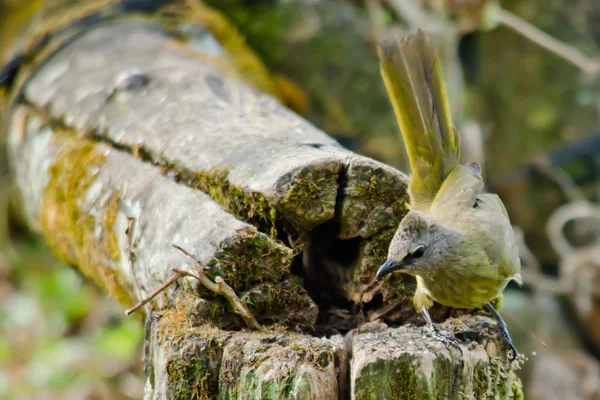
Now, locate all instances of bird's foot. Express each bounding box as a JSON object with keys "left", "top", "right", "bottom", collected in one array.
[
  {"left": 499, "top": 332, "right": 519, "bottom": 361},
  {"left": 484, "top": 303, "right": 519, "bottom": 361},
  {"left": 428, "top": 326, "right": 463, "bottom": 355}
]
